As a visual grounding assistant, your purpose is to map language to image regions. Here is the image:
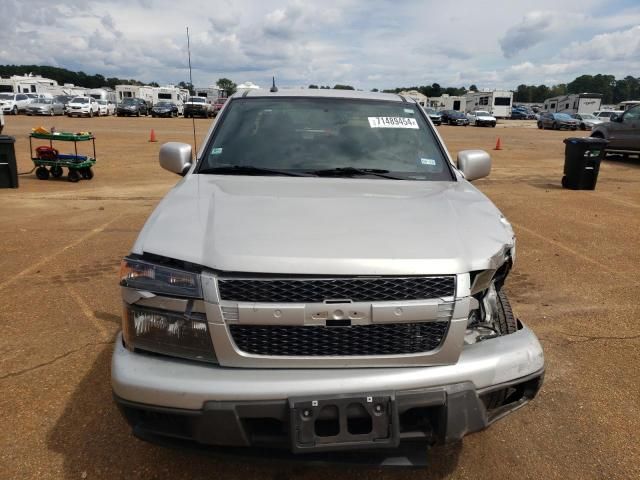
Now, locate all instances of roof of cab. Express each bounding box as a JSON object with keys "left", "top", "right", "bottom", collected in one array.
[{"left": 231, "top": 88, "right": 411, "bottom": 103}]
